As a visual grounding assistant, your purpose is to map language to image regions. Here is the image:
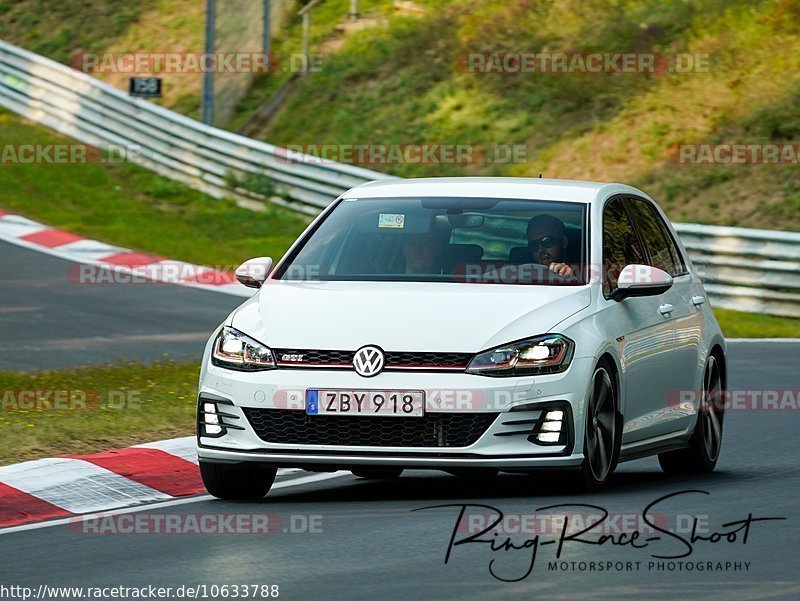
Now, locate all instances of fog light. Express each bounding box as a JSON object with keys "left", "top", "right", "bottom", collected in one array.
[
  {"left": 201, "top": 401, "right": 223, "bottom": 436},
  {"left": 528, "top": 404, "right": 571, "bottom": 447},
  {"left": 198, "top": 394, "right": 246, "bottom": 438}
]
